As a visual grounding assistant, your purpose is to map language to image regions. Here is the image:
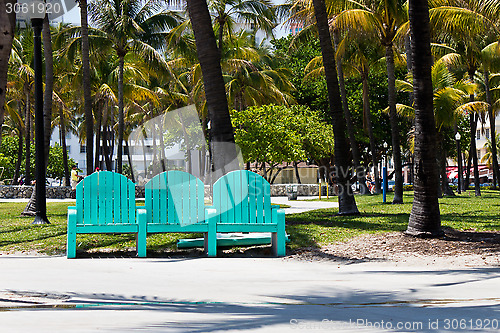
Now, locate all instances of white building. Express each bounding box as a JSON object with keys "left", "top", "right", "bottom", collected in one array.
[{"left": 476, "top": 114, "right": 500, "bottom": 163}]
